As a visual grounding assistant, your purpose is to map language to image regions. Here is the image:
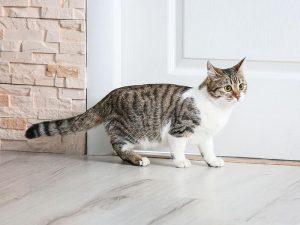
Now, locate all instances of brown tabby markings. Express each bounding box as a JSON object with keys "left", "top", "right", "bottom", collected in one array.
[
  {"left": 26, "top": 84, "right": 201, "bottom": 166},
  {"left": 99, "top": 85, "right": 200, "bottom": 164}
]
